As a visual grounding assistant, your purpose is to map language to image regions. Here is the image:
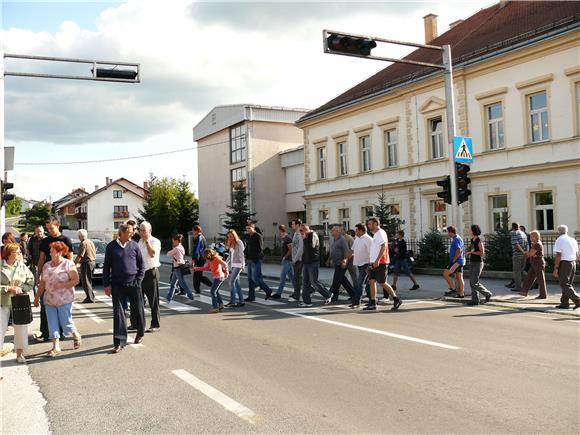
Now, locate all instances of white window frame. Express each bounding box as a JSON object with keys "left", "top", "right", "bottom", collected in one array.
[
  {"left": 319, "top": 209, "right": 329, "bottom": 233},
  {"left": 318, "top": 147, "right": 327, "bottom": 180},
  {"left": 337, "top": 142, "right": 348, "bottom": 176},
  {"left": 429, "top": 117, "right": 444, "bottom": 159},
  {"left": 384, "top": 128, "right": 398, "bottom": 167},
  {"left": 113, "top": 190, "right": 123, "bottom": 199},
  {"left": 361, "top": 206, "right": 374, "bottom": 222},
  {"left": 360, "top": 136, "right": 371, "bottom": 172},
  {"left": 533, "top": 191, "right": 554, "bottom": 231},
  {"left": 431, "top": 199, "right": 447, "bottom": 232},
  {"left": 338, "top": 208, "right": 350, "bottom": 230},
  {"left": 490, "top": 194, "right": 508, "bottom": 231},
  {"left": 230, "top": 123, "right": 247, "bottom": 164},
  {"left": 486, "top": 102, "right": 504, "bottom": 150},
  {"left": 529, "top": 91, "right": 549, "bottom": 143}
]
